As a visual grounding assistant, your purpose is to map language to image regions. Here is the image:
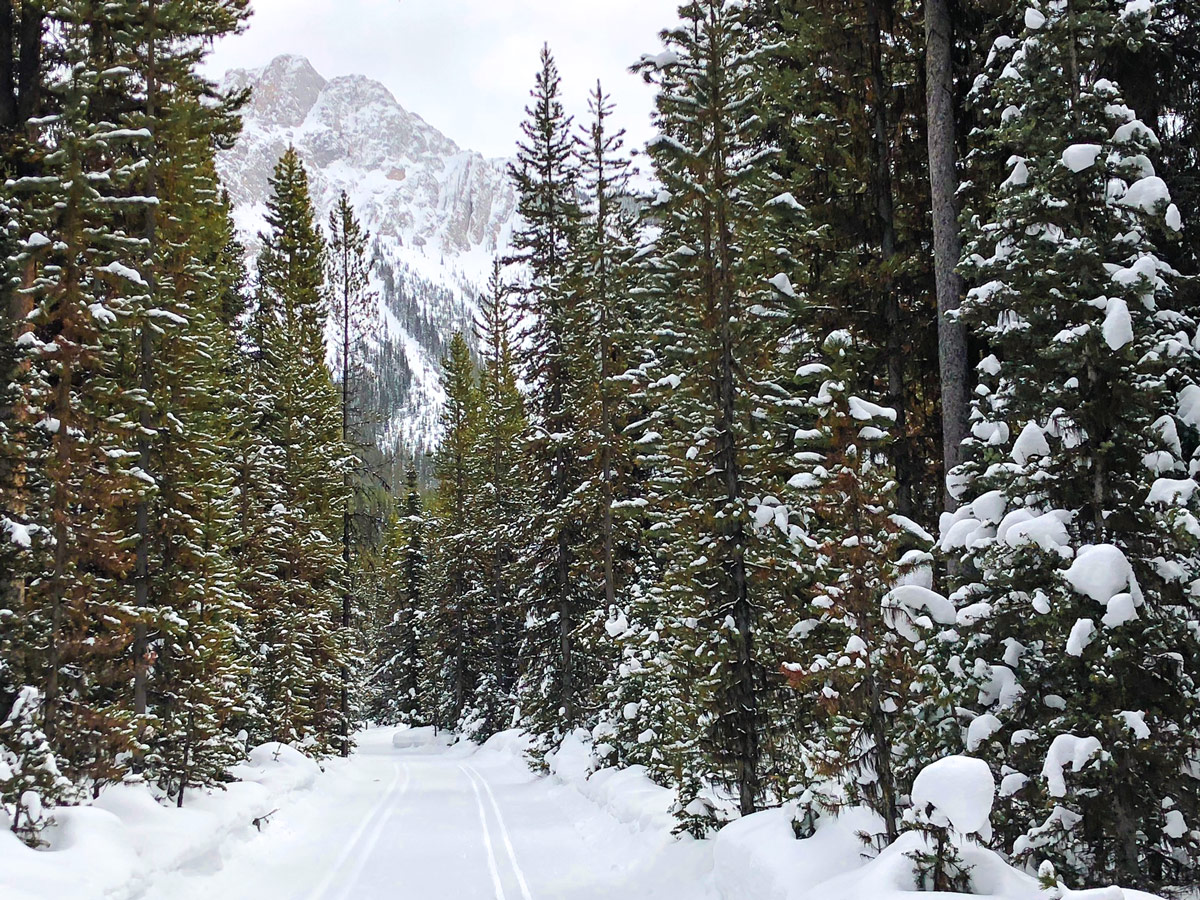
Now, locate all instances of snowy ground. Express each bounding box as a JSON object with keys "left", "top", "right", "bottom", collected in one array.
[
  {"left": 5, "top": 726, "right": 1183, "bottom": 900},
  {"left": 152, "top": 727, "right": 715, "bottom": 900}
]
